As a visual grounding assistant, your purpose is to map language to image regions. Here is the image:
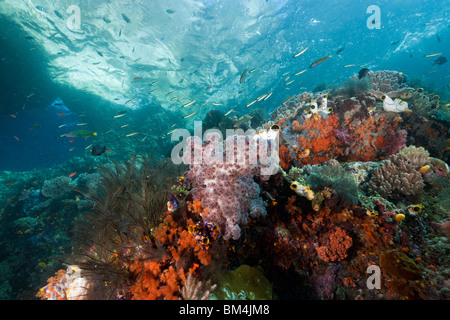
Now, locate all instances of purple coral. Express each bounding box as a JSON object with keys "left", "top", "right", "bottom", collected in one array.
[
  {"left": 384, "top": 129, "right": 407, "bottom": 156},
  {"left": 183, "top": 133, "right": 273, "bottom": 240},
  {"left": 334, "top": 128, "right": 353, "bottom": 146}
]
